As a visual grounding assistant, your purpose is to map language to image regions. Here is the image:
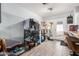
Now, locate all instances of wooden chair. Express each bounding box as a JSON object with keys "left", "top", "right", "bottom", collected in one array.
[
  {"left": 0, "top": 38, "right": 7, "bottom": 55},
  {"left": 66, "top": 35, "right": 79, "bottom": 56}
]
